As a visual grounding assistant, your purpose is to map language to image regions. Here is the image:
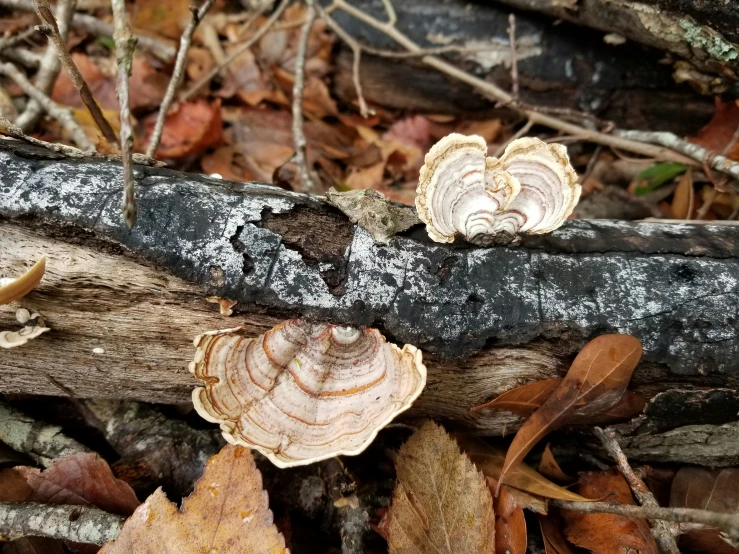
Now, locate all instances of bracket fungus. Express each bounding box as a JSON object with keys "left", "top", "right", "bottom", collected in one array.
[
  {"left": 189, "top": 319, "right": 427, "bottom": 468},
  {"left": 416, "top": 134, "right": 580, "bottom": 245}
]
